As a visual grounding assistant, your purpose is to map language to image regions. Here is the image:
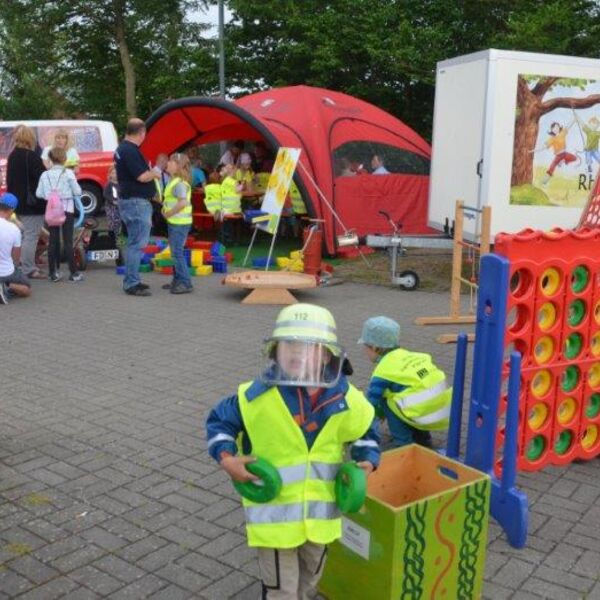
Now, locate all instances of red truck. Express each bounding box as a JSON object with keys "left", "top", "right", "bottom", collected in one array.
[{"left": 0, "top": 119, "right": 118, "bottom": 214}]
